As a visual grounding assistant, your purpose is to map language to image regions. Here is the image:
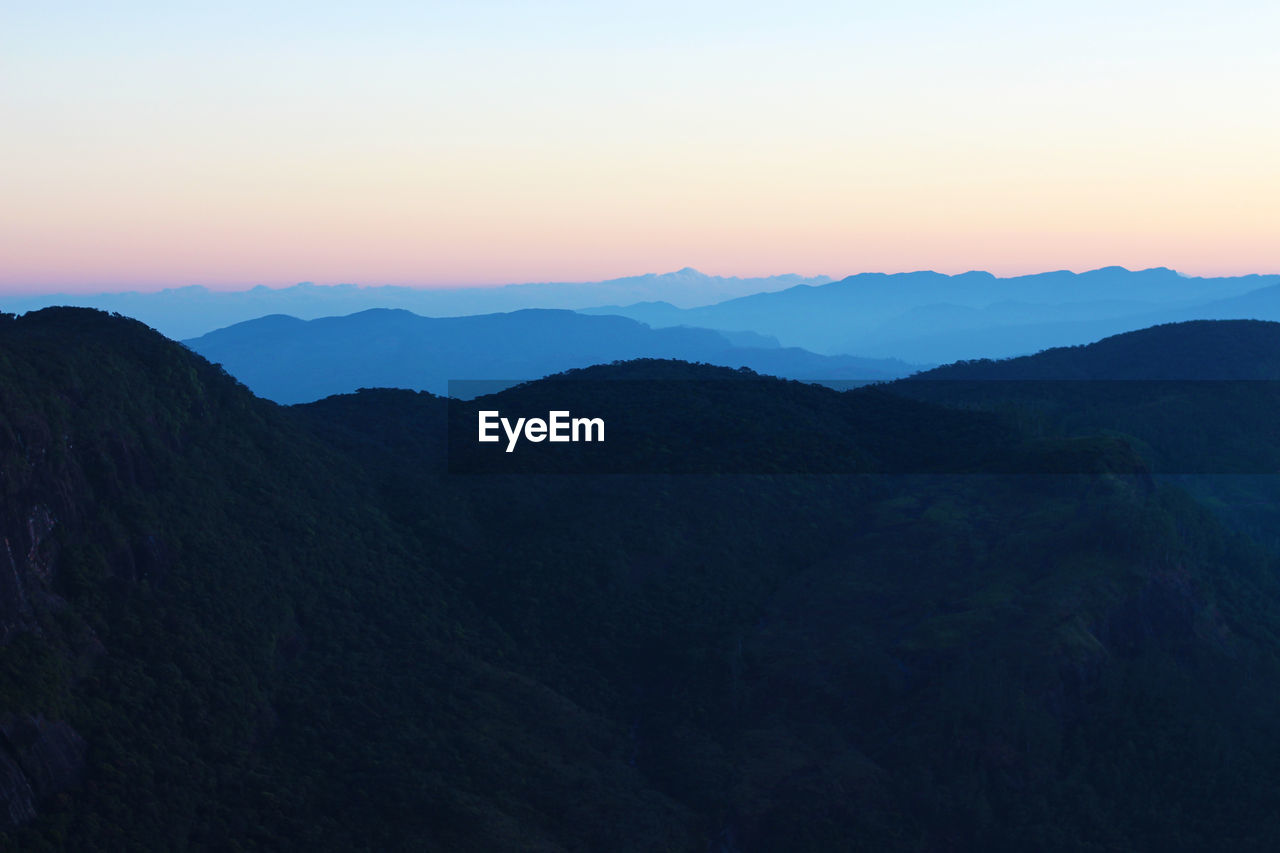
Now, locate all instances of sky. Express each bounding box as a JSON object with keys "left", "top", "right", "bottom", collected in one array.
[{"left": 3, "top": 1, "right": 1278, "bottom": 293}]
